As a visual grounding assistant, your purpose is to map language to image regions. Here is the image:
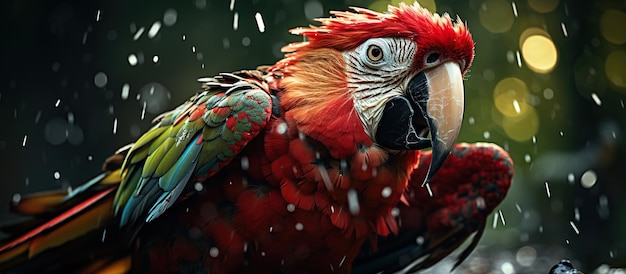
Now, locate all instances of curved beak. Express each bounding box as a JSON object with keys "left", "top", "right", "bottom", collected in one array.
[{"left": 375, "top": 62, "right": 464, "bottom": 185}]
